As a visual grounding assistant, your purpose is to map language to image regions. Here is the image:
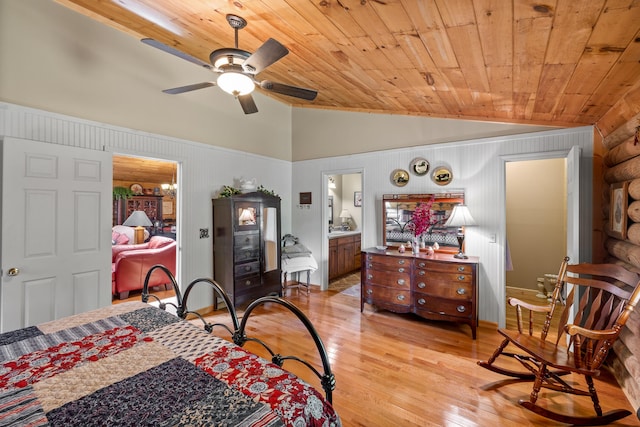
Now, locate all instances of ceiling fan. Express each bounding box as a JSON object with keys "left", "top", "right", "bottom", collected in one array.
[{"left": 142, "top": 14, "right": 318, "bottom": 114}]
